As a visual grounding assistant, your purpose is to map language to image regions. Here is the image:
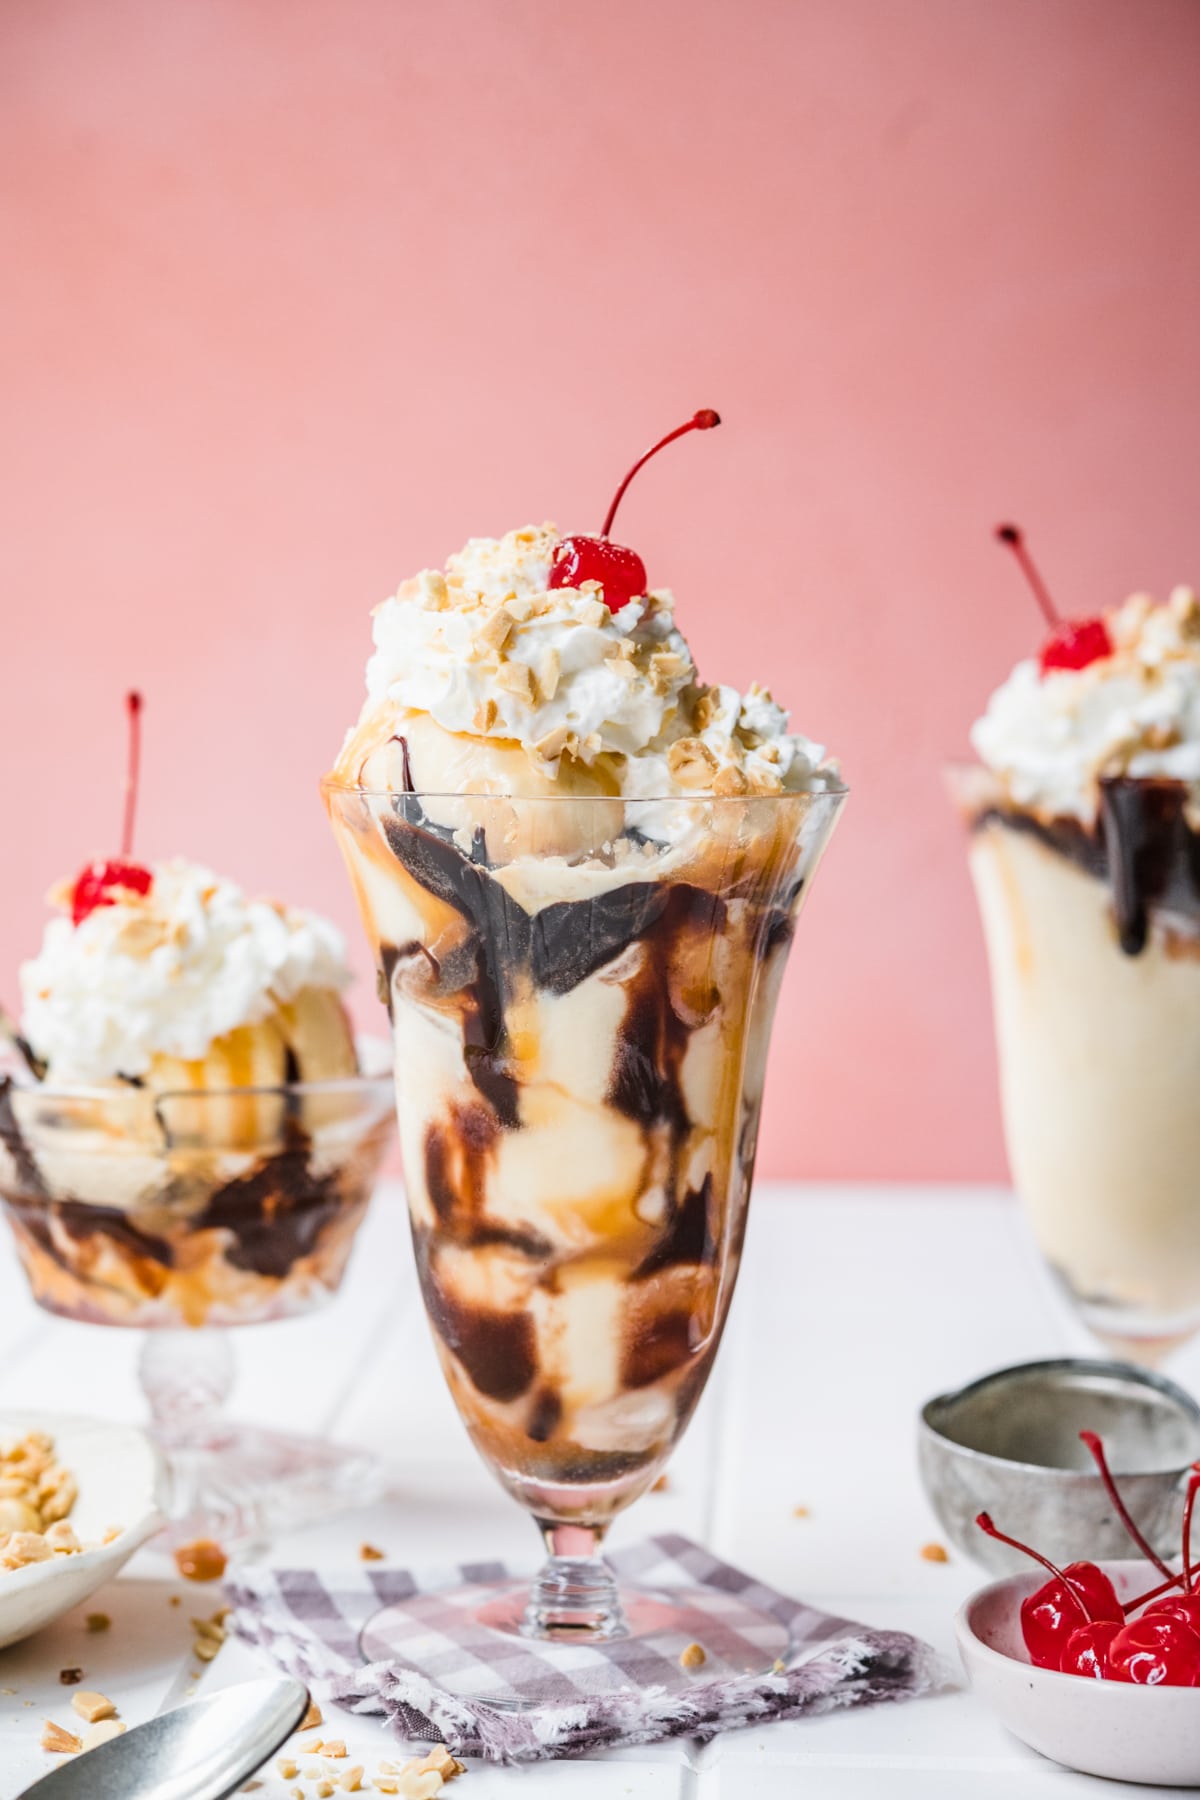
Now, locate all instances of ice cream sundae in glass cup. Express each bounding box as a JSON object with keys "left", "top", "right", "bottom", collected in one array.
[
  {"left": 324, "top": 414, "right": 846, "bottom": 1685},
  {"left": 952, "top": 526, "right": 1200, "bottom": 1362},
  {"left": 0, "top": 697, "right": 393, "bottom": 1550}
]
